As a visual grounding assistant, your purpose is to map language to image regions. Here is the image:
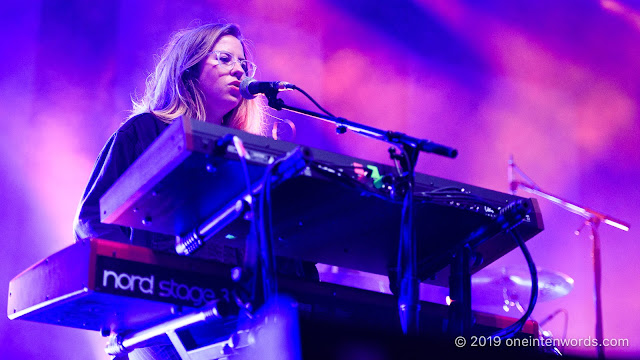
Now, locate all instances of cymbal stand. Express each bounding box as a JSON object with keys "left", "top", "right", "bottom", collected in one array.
[
  {"left": 264, "top": 89, "right": 458, "bottom": 335},
  {"left": 509, "top": 156, "right": 630, "bottom": 360}
]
